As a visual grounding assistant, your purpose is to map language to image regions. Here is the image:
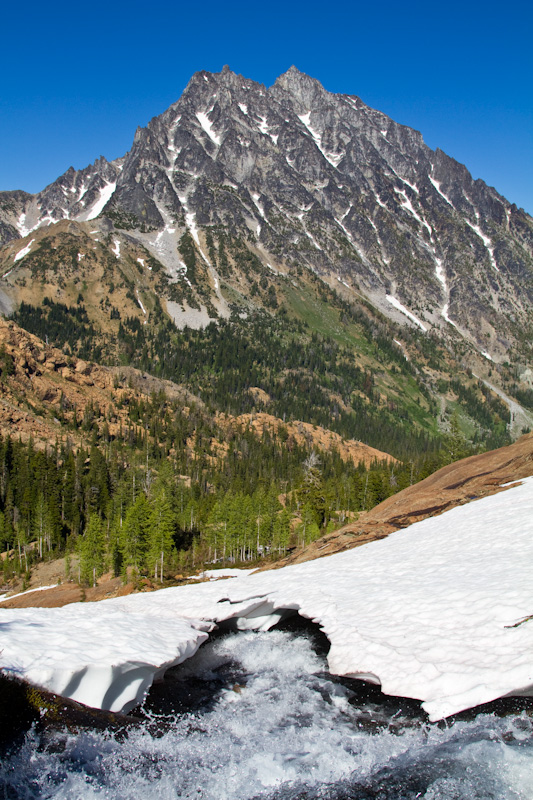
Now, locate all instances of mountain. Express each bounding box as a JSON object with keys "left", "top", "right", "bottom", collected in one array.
[
  {"left": 2, "top": 66, "right": 533, "bottom": 358},
  {"left": 0, "top": 66, "right": 532, "bottom": 460}
]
